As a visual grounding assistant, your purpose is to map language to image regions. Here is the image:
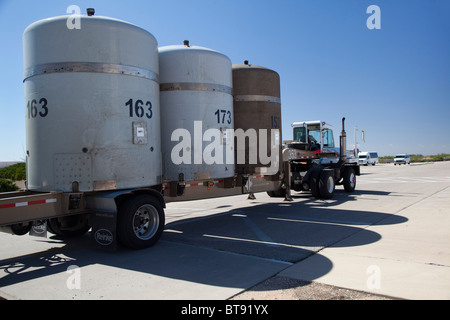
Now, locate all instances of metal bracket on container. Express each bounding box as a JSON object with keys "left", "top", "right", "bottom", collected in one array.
[
  {"left": 133, "top": 121, "right": 148, "bottom": 145},
  {"left": 168, "top": 181, "right": 185, "bottom": 197}
]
